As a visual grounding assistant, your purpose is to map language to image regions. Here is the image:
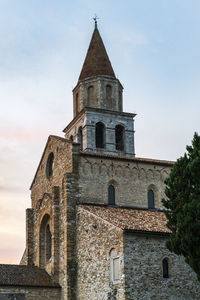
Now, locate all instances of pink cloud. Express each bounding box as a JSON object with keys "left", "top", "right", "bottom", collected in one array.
[{"left": 0, "top": 127, "right": 48, "bottom": 142}]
